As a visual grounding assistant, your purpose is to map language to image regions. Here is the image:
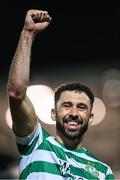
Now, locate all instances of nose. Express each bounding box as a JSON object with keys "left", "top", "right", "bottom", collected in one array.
[{"left": 69, "top": 106, "right": 79, "bottom": 117}]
